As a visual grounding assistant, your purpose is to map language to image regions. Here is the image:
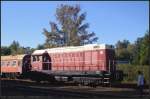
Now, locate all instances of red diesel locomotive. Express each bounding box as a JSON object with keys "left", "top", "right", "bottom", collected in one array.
[
  {"left": 31, "top": 44, "right": 115, "bottom": 72},
  {"left": 30, "top": 44, "right": 119, "bottom": 84}
]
